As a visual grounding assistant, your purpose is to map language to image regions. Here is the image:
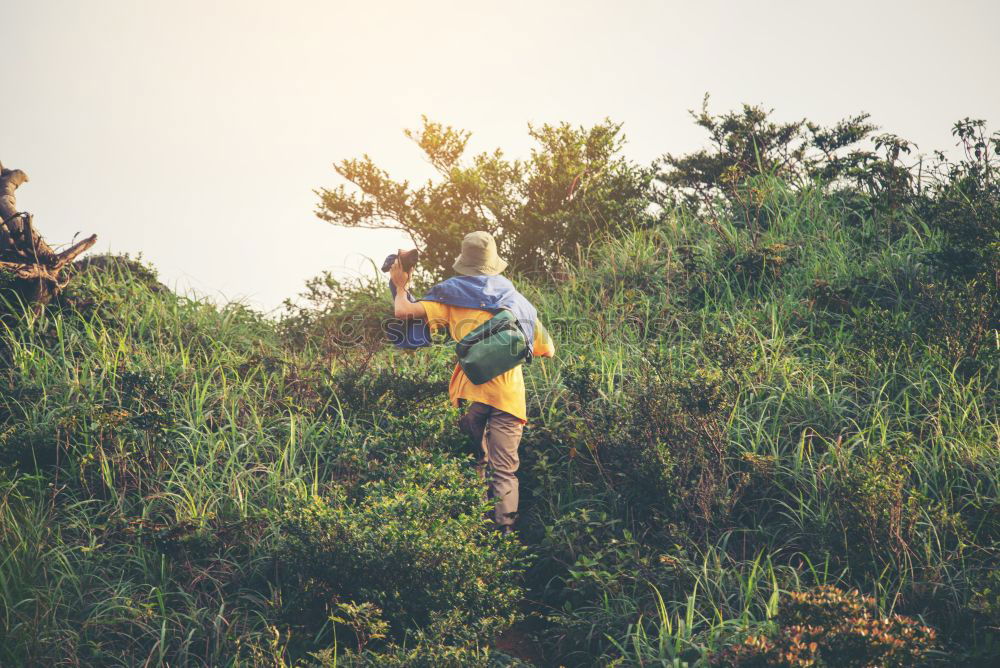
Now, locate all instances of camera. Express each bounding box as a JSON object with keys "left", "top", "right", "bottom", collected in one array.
[{"left": 381, "top": 248, "right": 420, "bottom": 273}]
